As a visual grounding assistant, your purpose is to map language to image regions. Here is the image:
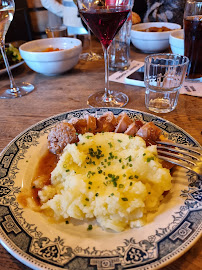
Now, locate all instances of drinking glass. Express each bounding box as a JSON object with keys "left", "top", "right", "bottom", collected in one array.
[
  {"left": 144, "top": 54, "right": 189, "bottom": 113},
  {"left": 79, "top": 26, "right": 103, "bottom": 61},
  {"left": 184, "top": 0, "right": 202, "bottom": 79},
  {"left": 0, "top": 0, "right": 34, "bottom": 99},
  {"left": 77, "top": 0, "right": 132, "bottom": 107},
  {"left": 45, "top": 25, "right": 68, "bottom": 38}
]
